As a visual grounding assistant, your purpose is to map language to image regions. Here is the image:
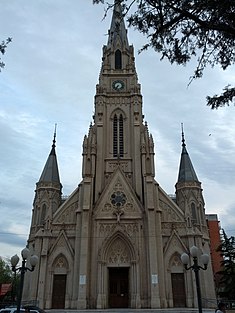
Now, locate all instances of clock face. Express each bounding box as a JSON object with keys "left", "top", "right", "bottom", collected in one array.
[{"left": 112, "top": 80, "right": 124, "bottom": 91}]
